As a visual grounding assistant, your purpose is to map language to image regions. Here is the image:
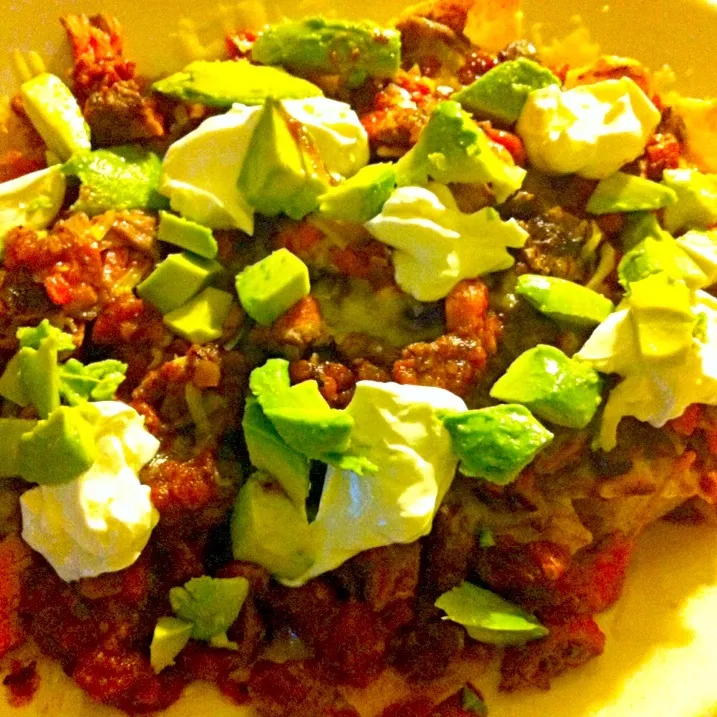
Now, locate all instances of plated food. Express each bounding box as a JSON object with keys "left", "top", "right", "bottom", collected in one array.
[{"left": 0, "top": 1, "right": 716, "bottom": 716}]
